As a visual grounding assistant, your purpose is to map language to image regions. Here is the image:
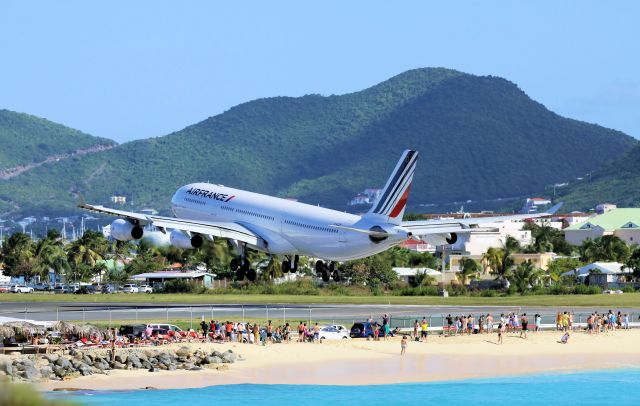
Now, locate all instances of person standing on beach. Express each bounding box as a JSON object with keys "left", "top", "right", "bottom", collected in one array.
[
  {"left": 253, "top": 323, "right": 260, "bottom": 345},
  {"left": 534, "top": 313, "right": 541, "bottom": 333},
  {"left": 624, "top": 313, "right": 630, "bottom": 329},
  {"left": 497, "top": 322, "right": 504, "bottom": 345},
  {"left": 520, "top": 314, "right": 528, "bottom": 339},
  {"left": 421, "top": 319, "right": 428, "bottom": 342},
  {"left": 401, "top": 335, "right": 407, "bottom": 355},
  {"left": 446, "top": 314, "right": 453, "bottom": 336},
  {"left": 478, "top": 314, "right": 485, "bottom": 334},
  {"left": 413, "top": 320, "right": 419, "bottom": 340},
  {"left": 487, "top": 314, "right": 494, "bottom": 334}
]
